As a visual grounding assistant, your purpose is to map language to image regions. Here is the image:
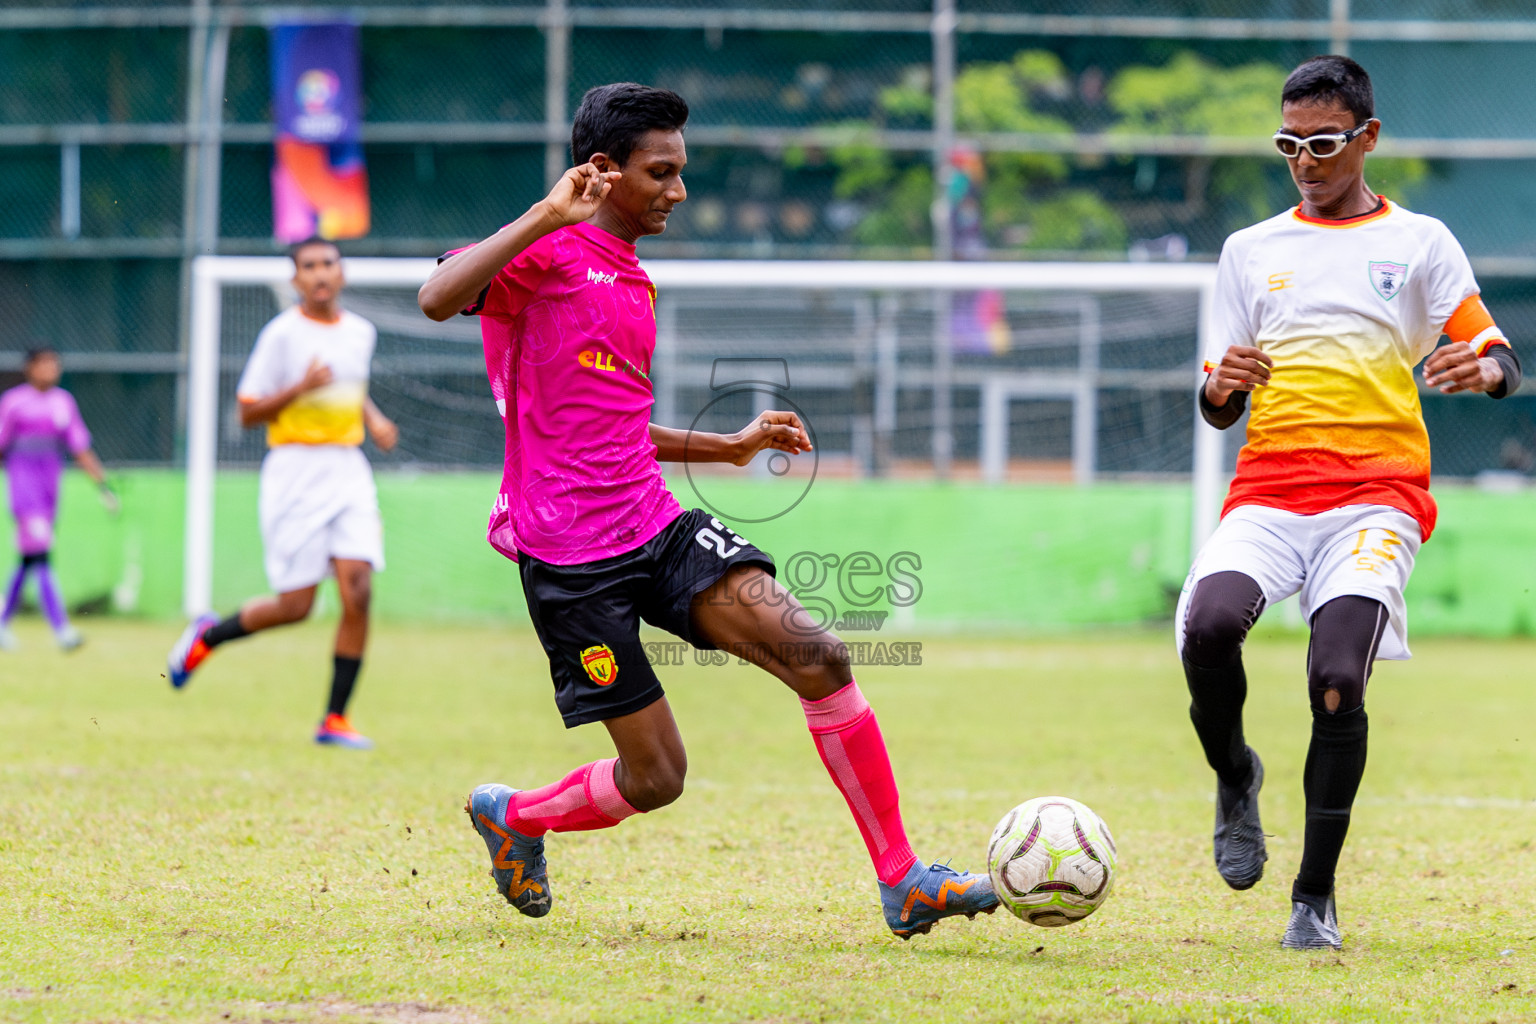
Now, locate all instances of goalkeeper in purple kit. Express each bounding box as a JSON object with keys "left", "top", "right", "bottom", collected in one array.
[{"left": 0, "top": 347, "right": 117, "bottom": 651}]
